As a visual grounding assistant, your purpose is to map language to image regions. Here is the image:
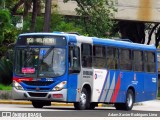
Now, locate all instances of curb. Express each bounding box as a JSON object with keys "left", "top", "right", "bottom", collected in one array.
[{"left": 0, "top": 100, "right": 103, "bottom": 107}]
